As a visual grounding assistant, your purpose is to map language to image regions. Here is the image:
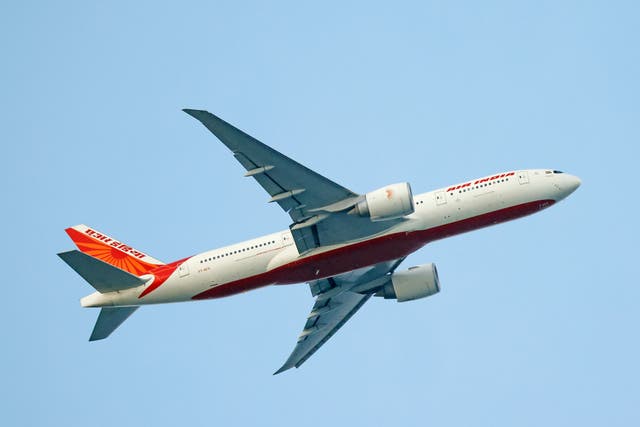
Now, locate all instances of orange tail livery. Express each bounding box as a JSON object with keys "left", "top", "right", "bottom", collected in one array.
[{"left": 65, "top": 225, "right": 164, "bottom": 275}]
